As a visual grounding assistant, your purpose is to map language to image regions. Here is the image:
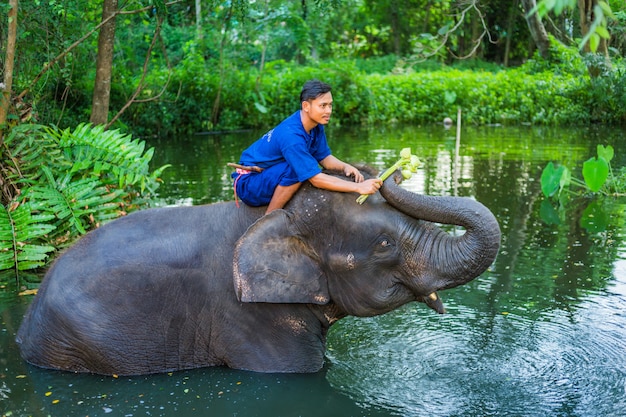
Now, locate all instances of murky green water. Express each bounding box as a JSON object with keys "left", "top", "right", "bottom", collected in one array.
[{"left": 1, "top": 124, "right": 625, "bottom": 416}]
